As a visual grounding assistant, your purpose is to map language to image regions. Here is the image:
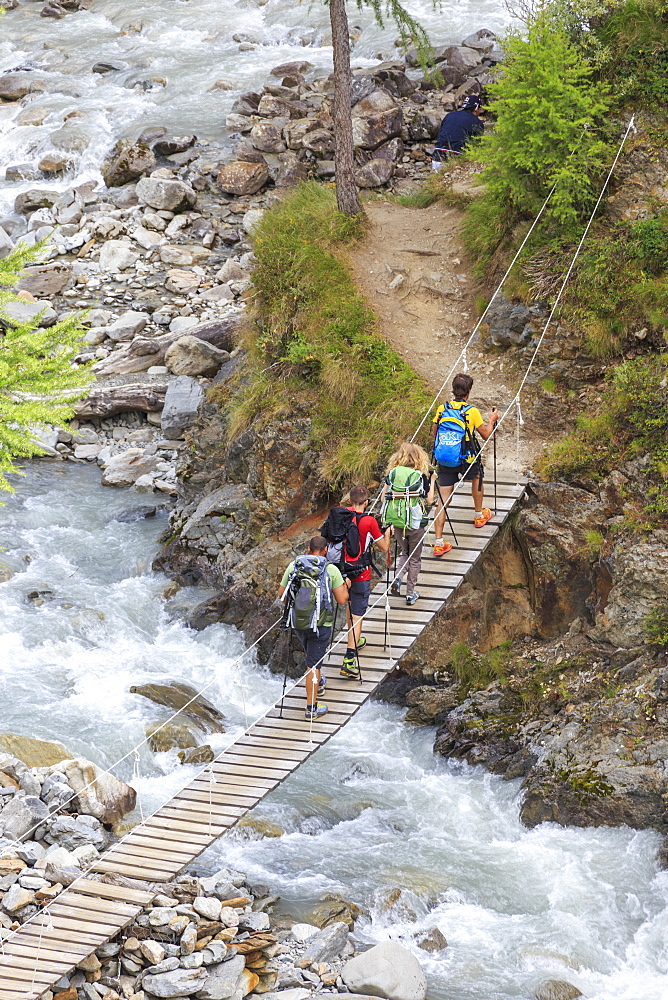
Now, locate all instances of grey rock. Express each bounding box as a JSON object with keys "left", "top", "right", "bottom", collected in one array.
[
  {"left": 355, "top": 158, "right": 394, "bottom": 188},
  {"left": 461, "top": 29, "right": 496, "bottom": 52},
  {"left": 414, "top": 927, "right": 447, "bottom": 953},
  {"left": 2, "top": 884, "right": 35, "bottom": 913},
  {"left": 194, "top": 954, "right": 245, "bottom": 1000},
  {"left": 136, "top": 176, "right": 197, "bottom": 213},
  {"left": 98, "top": 240, "right": 138, "bottom": 273},
  {"left": 301, "top": 129, "right": 335, "bottom": 156},
  {"left": 143, "top": 966, "right": 209, "bottom": 997},
  {"left": 161, "top": 376, "right": 204, "bottom": 439},
  {"left": 0, "top": 226, "right": 13, "bottom": 260},
  {"left": 297, "top": 921, "right": 349, "bottom": 967},
  {"left": 0, "top": 299, "right": 57, "bottom": 328},
  {"left": 250, "top": 122, "right": 286, "bottom": 154},
  {"left": 342, "top": 942, "right": 427, "bottom": 1000},
  {"left": 351, "top": 108, "right": 403, "bottom": 150},
  {"left": 107, "top": 310, "right": 149, "bottom": 342},
  {"left": 534, "top": 982, "right": 582, "bottom": 1000},
  {"left": 0, "top": 794, "right": 49, "bottom": 841},
  {"left": 101, "top": 449, "right": 162, "bottom": 487},
  {"left": 485, "top": 300, "right": 535, "bottom": 347},
  {"left": 239, "top": 910, "right": 270, "bottom": 932},
  {"left": 46, "top": 815, "right": 109, "bottom": 851},
  {"left": 102, "top": 138, "right": 156, "bottom": 187},
  {"left": 14, "top": 189, "right": 58, "bottom": 216},
  {"left": 164, "top": 336, "right": 230, "bottom": 377}
]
